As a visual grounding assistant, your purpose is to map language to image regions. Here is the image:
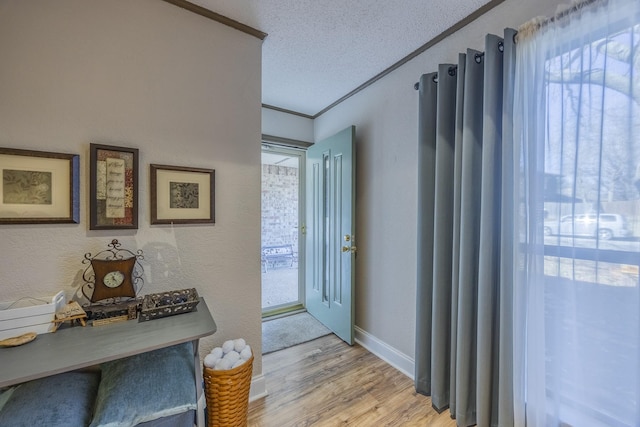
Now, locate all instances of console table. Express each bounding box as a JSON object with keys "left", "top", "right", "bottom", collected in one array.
[{"left": 0, "top": 297, "right": 216, "bottom": 426}]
